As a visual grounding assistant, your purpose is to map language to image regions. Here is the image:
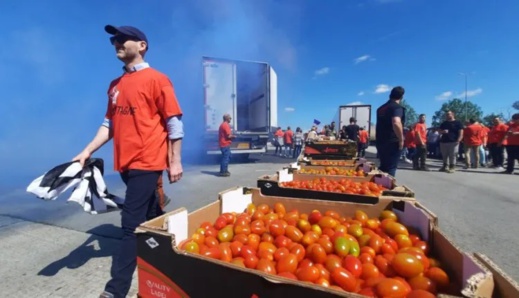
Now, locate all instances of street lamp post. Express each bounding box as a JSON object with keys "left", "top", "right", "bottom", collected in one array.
[{"left": 459, "top": 72, "right": 470, "bottom": 122}]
